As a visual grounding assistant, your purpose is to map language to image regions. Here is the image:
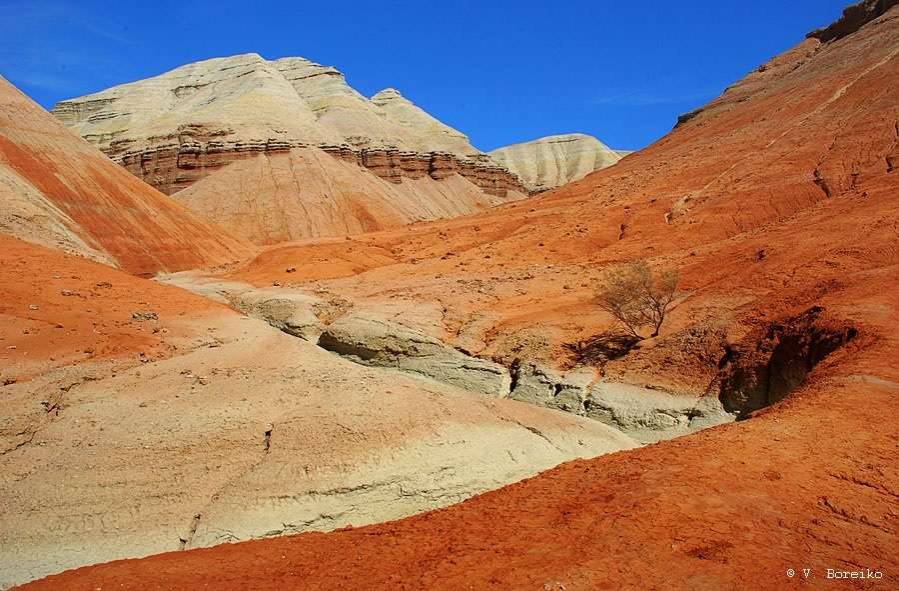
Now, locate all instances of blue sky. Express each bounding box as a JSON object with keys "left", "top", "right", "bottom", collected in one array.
[{"left": 2, "top": 0, "right": 849, "bottom": 151}]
